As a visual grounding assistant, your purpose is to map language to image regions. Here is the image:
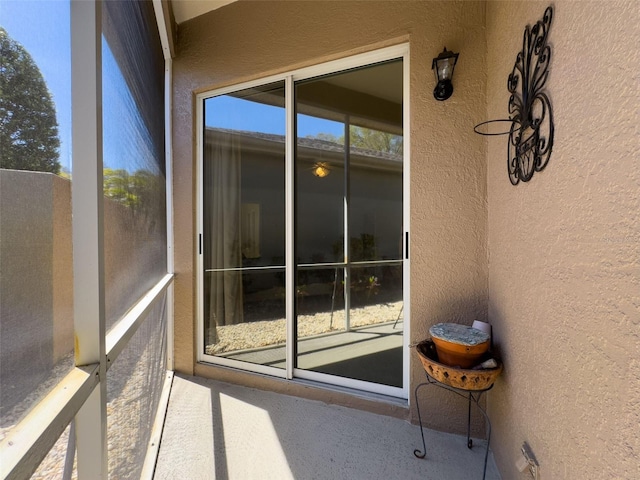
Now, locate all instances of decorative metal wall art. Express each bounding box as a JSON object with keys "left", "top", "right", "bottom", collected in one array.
[{"left": 475, "top": 6, "right": 555, "bottom": 185}]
